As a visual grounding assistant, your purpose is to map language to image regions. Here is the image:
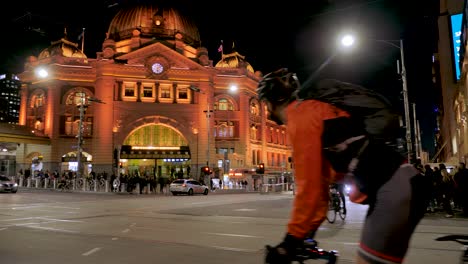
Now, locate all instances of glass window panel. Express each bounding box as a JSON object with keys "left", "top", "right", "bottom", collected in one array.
[
  {"left": 178, "top": 88, "right": 188, "bottom": 99},
  {"left": 124, "top": 83, "right": 135, "bottom": 97},
  {"left": 142, "top": 85, "right": 153, "bottom": 97}
]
